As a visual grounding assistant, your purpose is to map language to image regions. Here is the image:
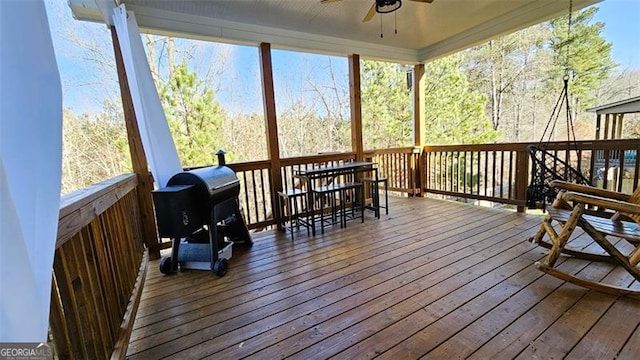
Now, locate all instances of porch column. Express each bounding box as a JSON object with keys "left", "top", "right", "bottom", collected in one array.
[
  {"left": 349, "top": 54, "right": 364, "bottom": 161},
  {"left": 412, "top": 64, "right": 425, "bottom": 147},
  {"left": 111, "top": 27, "right": 160, "bottom": 258},
  {"left": 413, "top": 64, "right": 425, "bottom": 195},
  {"left": 259, "top": 43, "right": 283, "bottom": 230}
]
